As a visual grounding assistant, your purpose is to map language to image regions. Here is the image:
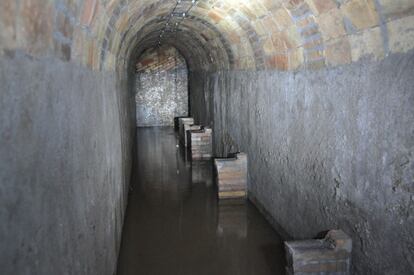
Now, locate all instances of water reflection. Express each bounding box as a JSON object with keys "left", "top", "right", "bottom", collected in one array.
[
  {"left": 217, "top": 200, "right": 247, "bottom": 238},
  {"left": 191, "top": 160, "right": 213, "bottom": 186},
  {"left": 117, "top": 127, "right": 285, "bottom": 275}
]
